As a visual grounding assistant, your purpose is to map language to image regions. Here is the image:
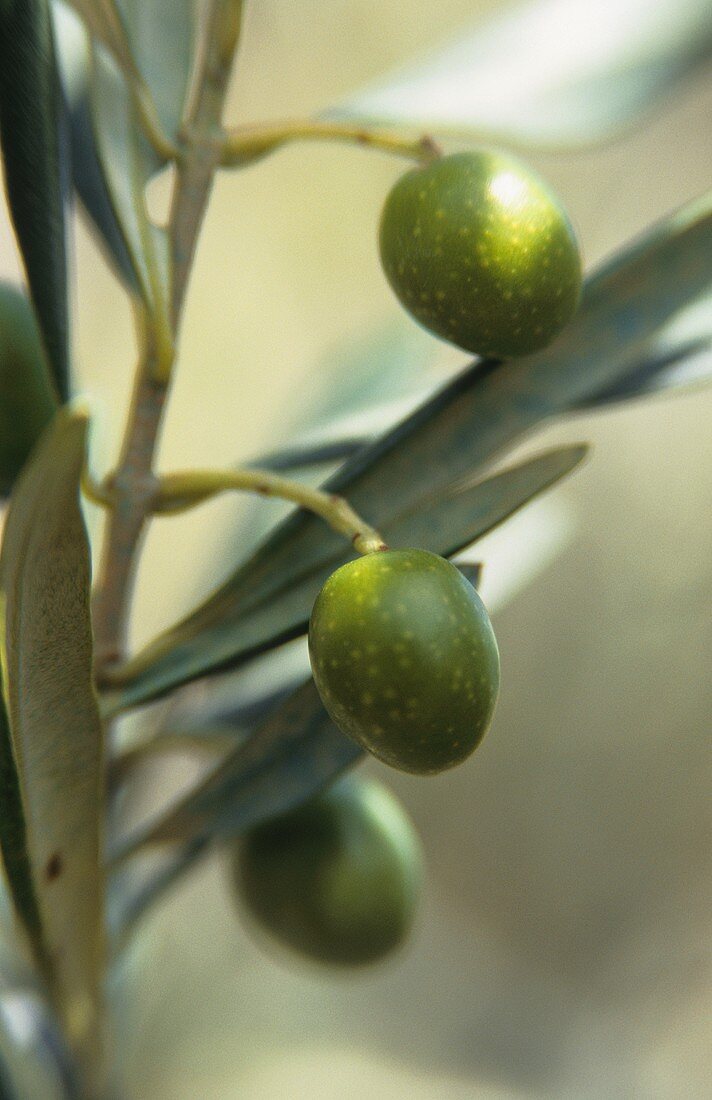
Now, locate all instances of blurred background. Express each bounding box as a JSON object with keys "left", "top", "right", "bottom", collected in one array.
[{"left": 2, "top": 1, "right": 711, "bottom": 1096}]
